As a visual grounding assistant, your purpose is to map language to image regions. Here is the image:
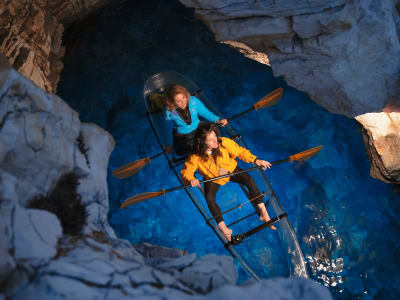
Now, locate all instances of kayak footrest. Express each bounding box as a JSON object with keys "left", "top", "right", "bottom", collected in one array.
[
  {"left": 227, "top": 211, "right": 258, "bottom": 227},
  {"left": 224, "top": 213, "right": 287, "bottom": 247}
]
